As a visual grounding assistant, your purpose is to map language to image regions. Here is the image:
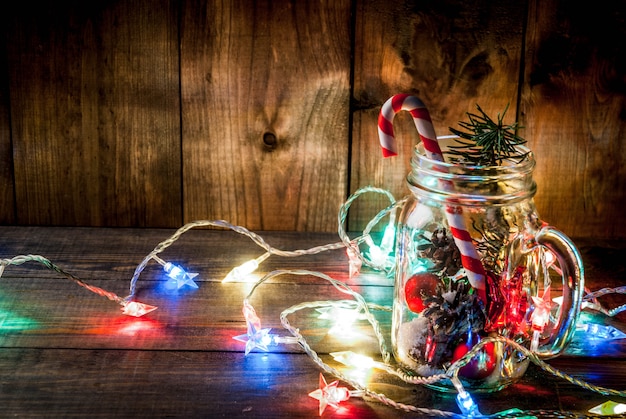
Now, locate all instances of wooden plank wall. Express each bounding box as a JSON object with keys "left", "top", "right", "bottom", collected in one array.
[
  {"left": 5, "top": 0, "right": 182, "bottom": 227},
  {"left": 1, "top": 0, "right": 625, "bottom": 239},
  {"left": 180, "top": 0, "right": 350, "bottom": 231}
]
